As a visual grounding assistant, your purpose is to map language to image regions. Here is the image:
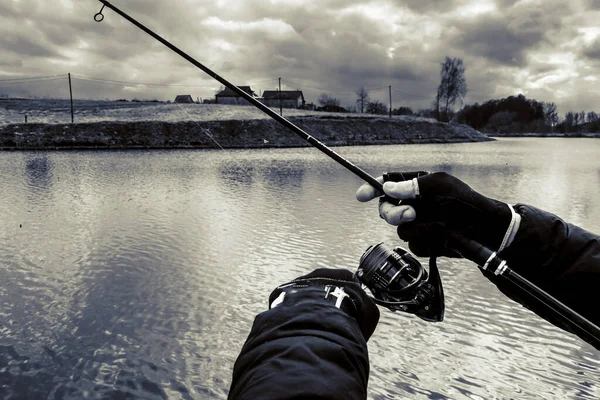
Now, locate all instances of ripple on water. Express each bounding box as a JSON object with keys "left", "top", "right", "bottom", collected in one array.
[{"left": 1, "top": 143, "right": 600, "bottom": 399}]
